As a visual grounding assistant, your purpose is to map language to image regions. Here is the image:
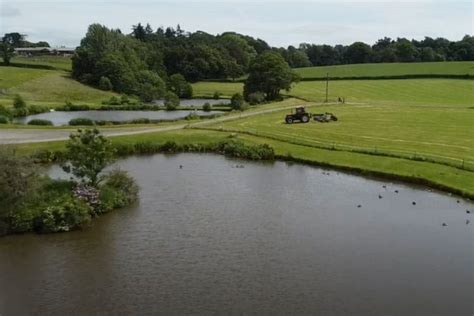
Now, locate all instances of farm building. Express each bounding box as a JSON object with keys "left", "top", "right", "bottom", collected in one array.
[{"left": 14, "top": 47, "right": 76, "bottom": 56}]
